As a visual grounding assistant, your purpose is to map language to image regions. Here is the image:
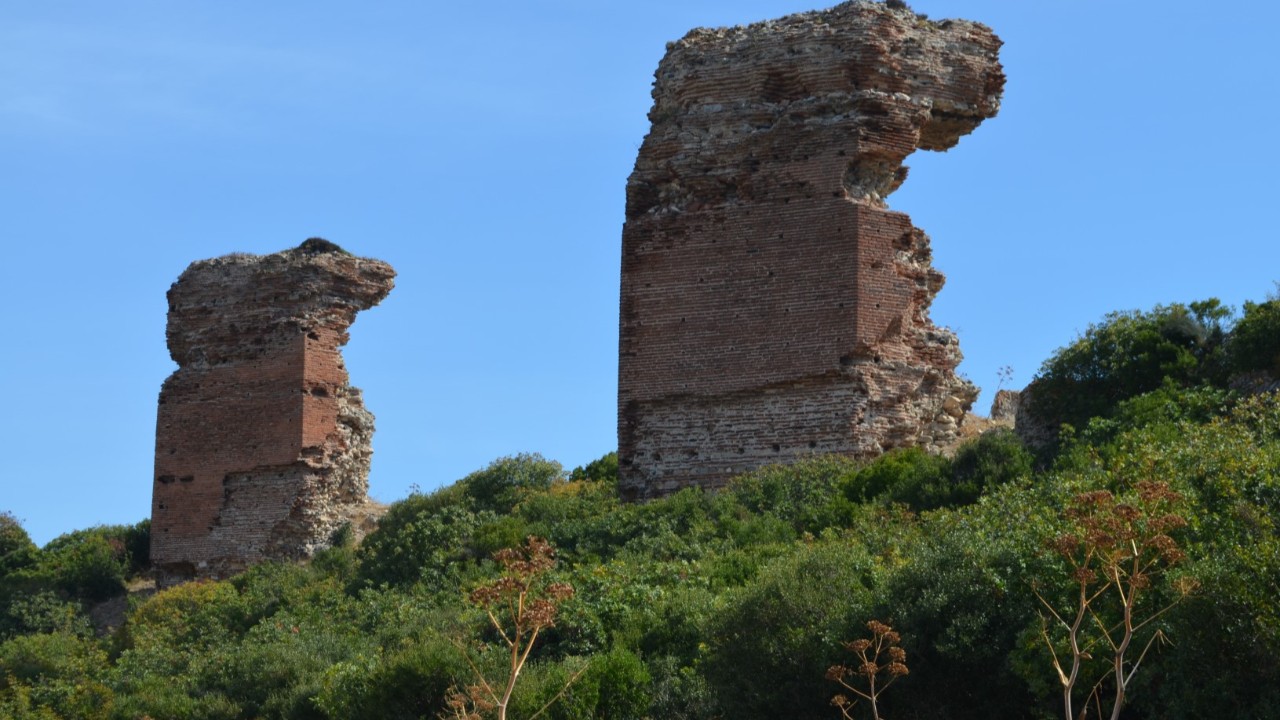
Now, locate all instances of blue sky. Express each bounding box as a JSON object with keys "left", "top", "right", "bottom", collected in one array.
[{"left": 3, "top": 1, "right": 1277, "bottom": 545}]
